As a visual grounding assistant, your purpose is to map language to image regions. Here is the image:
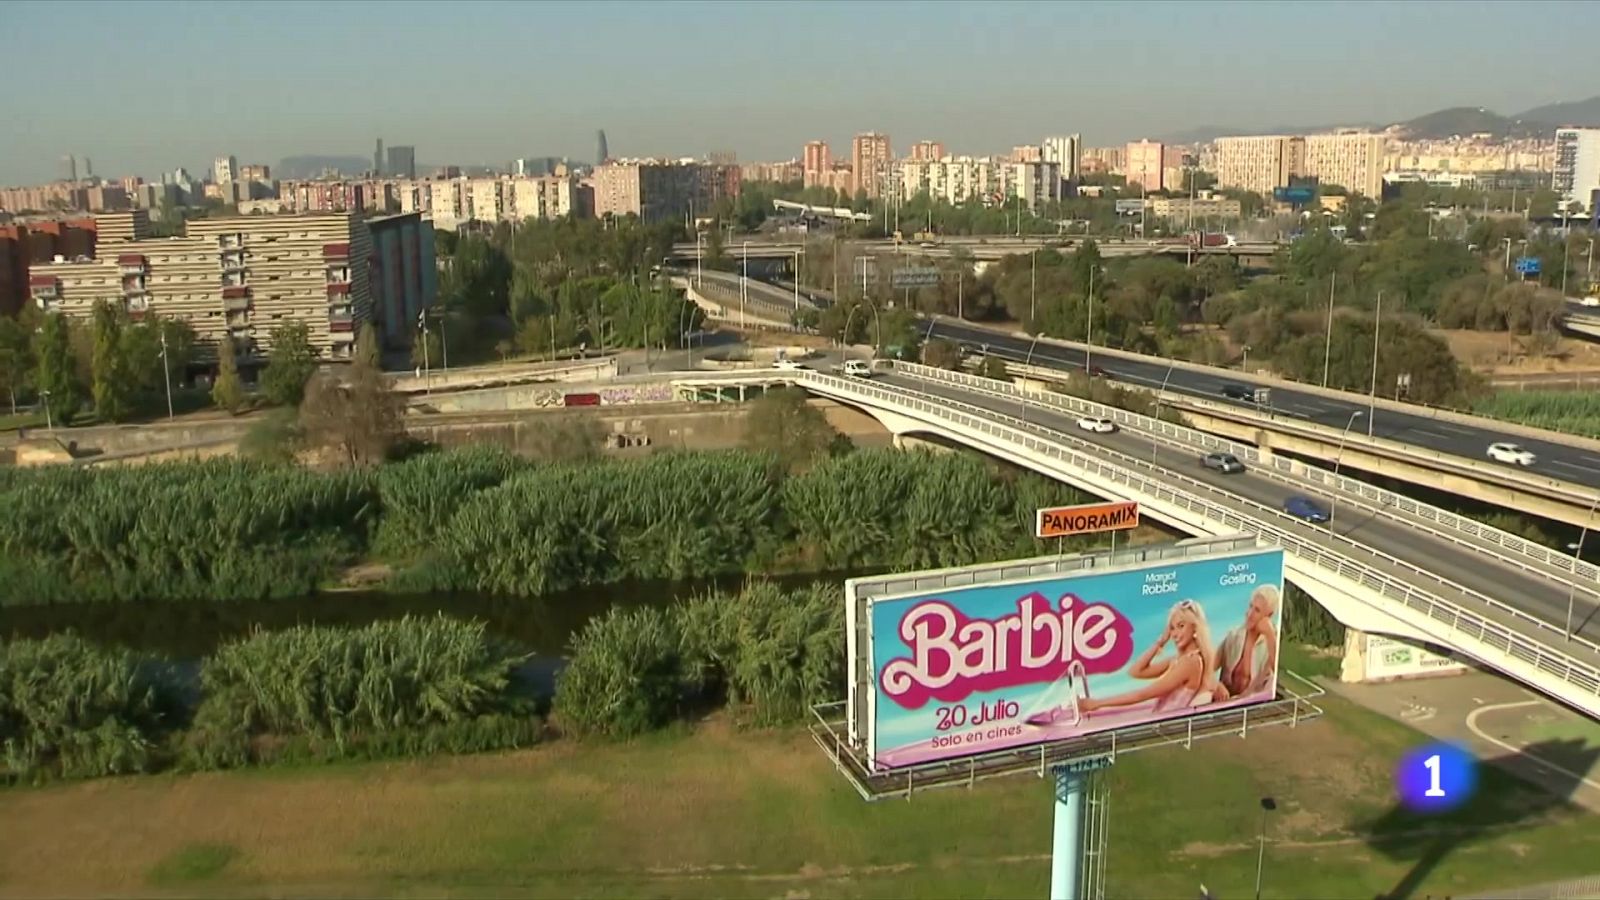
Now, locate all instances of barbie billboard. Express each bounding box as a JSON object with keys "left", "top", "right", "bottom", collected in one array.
[{"left": 866, "top": 548, "right": 1284, "bottom": 771}]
